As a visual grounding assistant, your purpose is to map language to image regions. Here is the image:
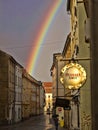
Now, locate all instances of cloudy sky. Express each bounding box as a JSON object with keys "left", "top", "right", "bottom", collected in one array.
[{"left": 0, "top": 0, "right": 70, "bottom": 82}]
